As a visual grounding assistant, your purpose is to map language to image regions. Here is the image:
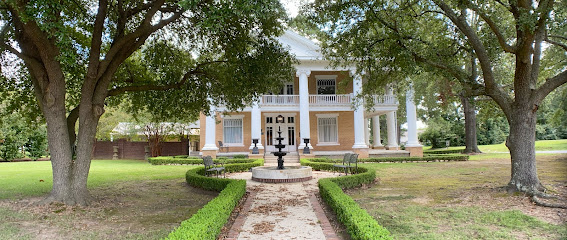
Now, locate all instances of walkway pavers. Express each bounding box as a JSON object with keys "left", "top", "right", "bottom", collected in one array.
[{"left": 226, "top": 171, "right": 340, "bottom": 240}]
